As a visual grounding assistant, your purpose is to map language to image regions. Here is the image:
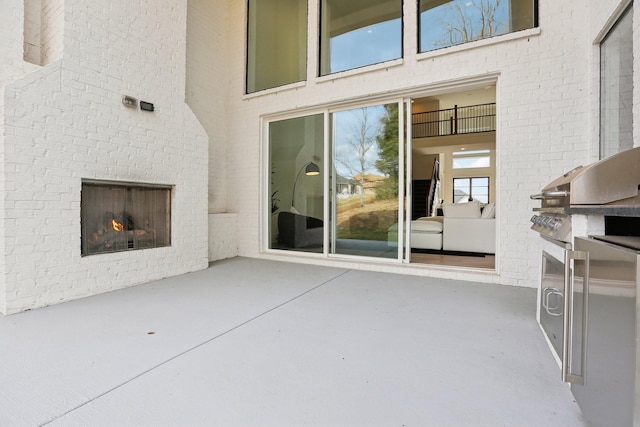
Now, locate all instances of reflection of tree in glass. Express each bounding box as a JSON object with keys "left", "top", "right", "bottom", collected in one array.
[
  {"left": 437, "top": 0, "right": 505, "bottom": 46},
  {"left": 336, "top": 108, "right": 381, "bottom": 207},
  {"left": 375, "top": 104, "right": 399, "bottom": 200}
]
